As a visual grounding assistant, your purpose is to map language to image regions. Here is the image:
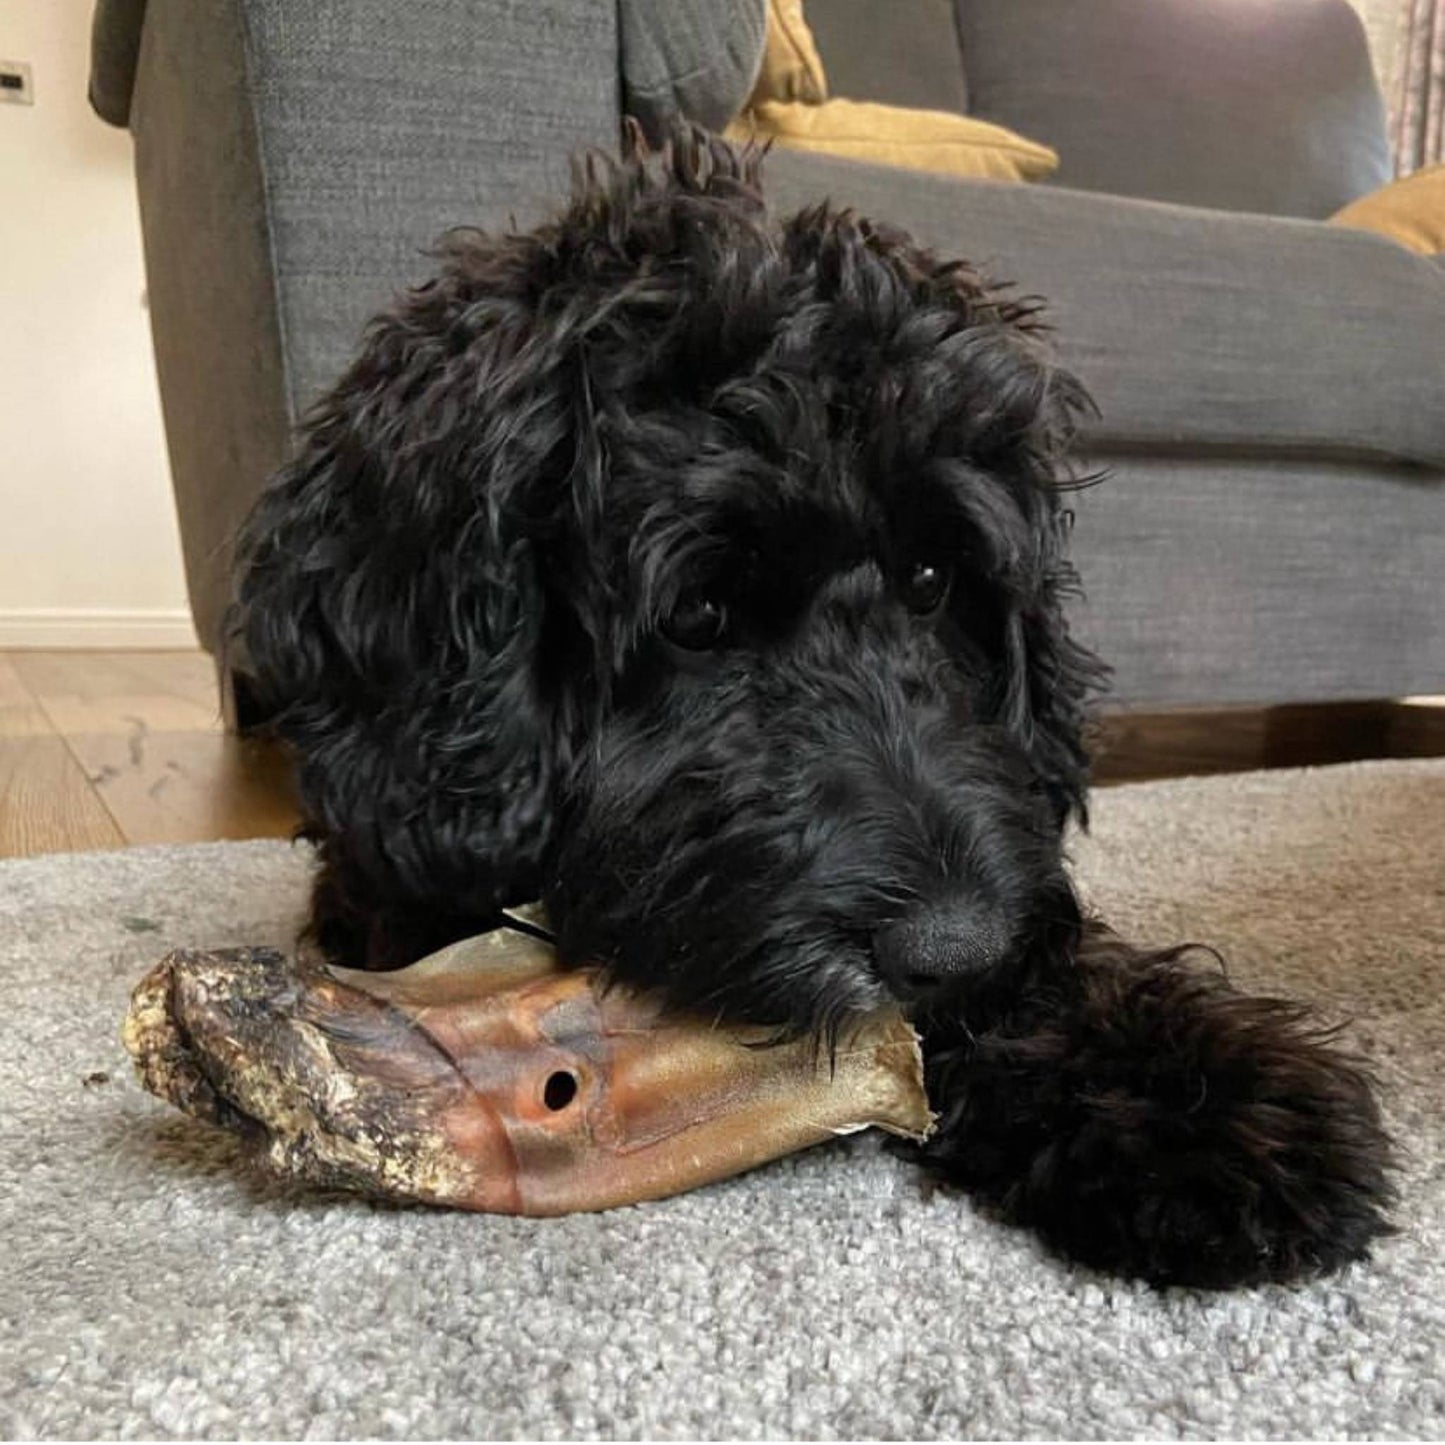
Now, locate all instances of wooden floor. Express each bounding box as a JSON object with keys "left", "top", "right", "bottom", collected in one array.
[
  {"left": 0, "top": 651, "right": 297, "bottom": 858},
  {"left": 1, "top": 650, "right": 1442, "bottom": 860}
]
